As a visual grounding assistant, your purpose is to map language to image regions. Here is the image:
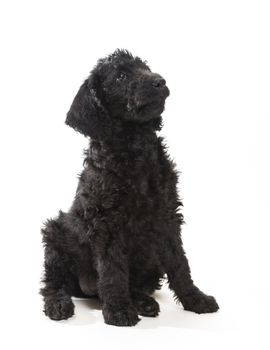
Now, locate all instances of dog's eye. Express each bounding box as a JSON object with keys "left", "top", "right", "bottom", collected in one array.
[{"left": 117, "top": 72, "right": 127, "bottom": 81}]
